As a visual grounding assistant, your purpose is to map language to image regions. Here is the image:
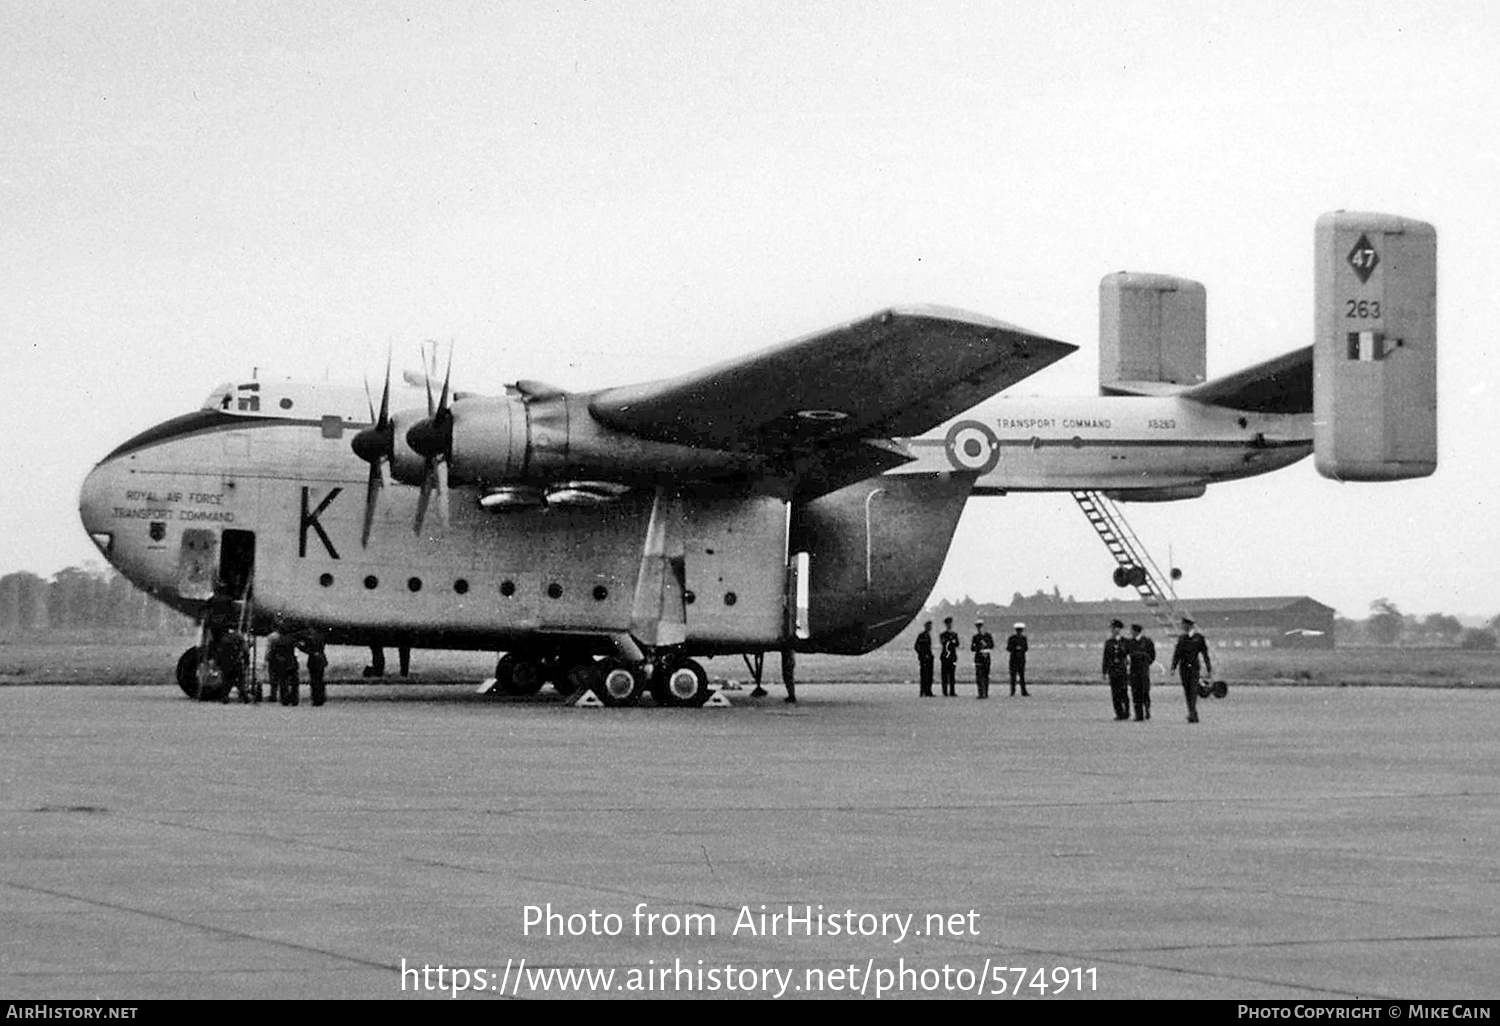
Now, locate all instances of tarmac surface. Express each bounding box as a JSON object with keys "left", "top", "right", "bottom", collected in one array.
[{"left": 1, "top": 681, "right": 1496, "bottom": 1000}]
